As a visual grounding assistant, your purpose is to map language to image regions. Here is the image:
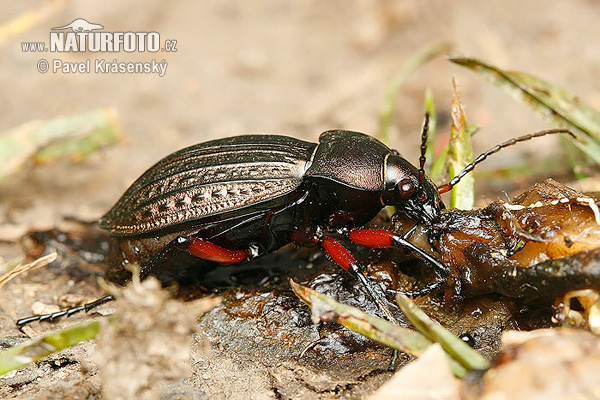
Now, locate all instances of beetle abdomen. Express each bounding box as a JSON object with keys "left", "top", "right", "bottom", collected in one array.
[{"left": 100, "top": 135, "right": 317, "bottom": 236}]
